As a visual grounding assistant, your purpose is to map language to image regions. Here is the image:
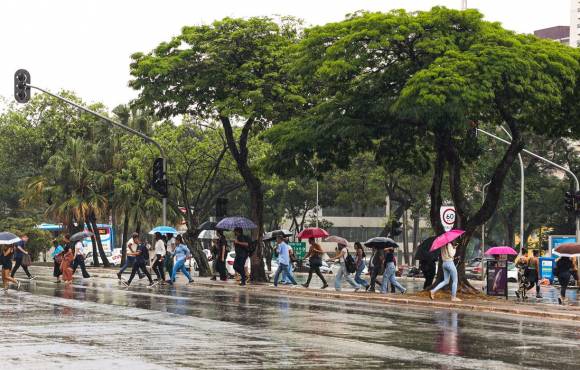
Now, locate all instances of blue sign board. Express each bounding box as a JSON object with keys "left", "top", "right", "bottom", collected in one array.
[{"left": 539, "top": 257, "right": 556, "bottom": 282}]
